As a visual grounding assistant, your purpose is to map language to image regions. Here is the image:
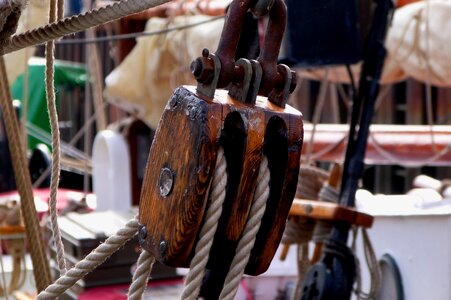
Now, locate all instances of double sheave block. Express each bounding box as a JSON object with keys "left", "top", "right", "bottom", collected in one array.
[
  {"left": 139, "top": 85, "right": 303, "bottom": 275},
  {"left": 138, "top": 0, "right": 303, "bottom": 277}
]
